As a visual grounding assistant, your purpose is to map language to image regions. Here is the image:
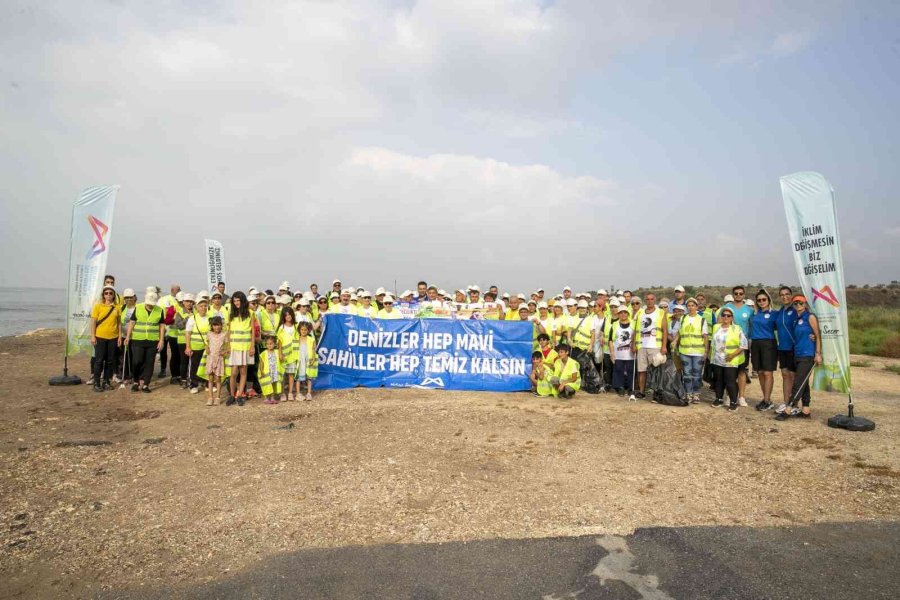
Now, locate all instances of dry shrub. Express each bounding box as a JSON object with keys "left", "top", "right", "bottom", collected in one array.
[{"left": 878, "top": 334, "right": 900, "bottom": 359}]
